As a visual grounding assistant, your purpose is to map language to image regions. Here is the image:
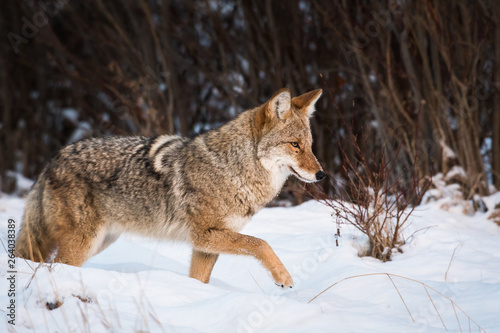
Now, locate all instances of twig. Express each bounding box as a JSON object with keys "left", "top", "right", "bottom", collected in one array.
[{"left": 445, "top": 243, "right": 461, "bottom": 282}]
